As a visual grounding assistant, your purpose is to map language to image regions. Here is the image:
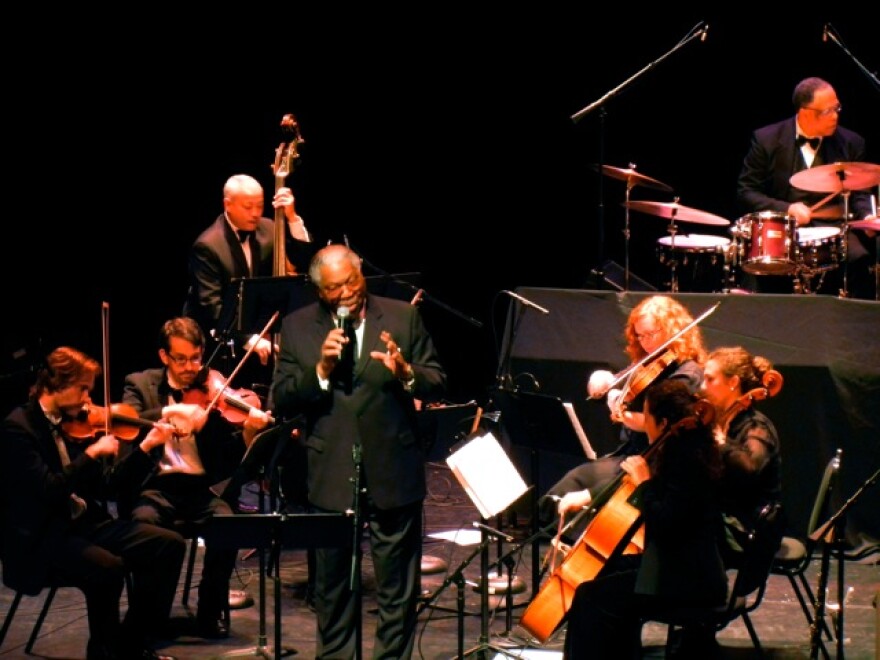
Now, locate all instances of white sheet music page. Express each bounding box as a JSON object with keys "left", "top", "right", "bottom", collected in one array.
[
  {"left": 563, "top": 401, "right": 597, "bottom": 460},
  {"left": 446, "top": 431, "right": 528, "bottom": 519}
]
